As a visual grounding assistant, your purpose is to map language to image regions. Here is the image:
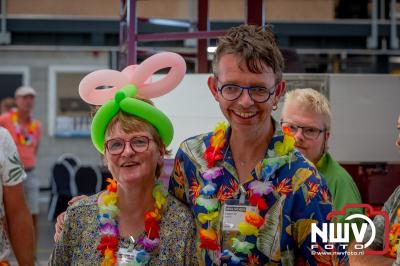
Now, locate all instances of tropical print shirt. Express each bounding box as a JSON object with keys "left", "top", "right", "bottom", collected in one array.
[
  {"left": 0, "top": 127, "right": 26, "bottom": 260},
  {"left": 169, "top": 125, "right": 349, "bottom": 266}
]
